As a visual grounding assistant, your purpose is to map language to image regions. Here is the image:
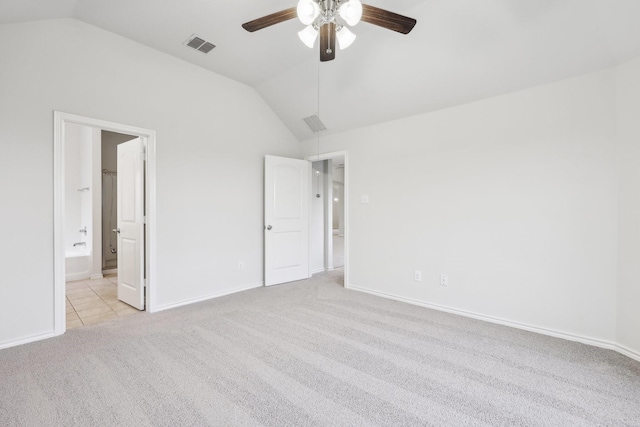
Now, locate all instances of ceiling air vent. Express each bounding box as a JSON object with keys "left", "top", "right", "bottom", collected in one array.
[
  {"left": 303, "top": 115, "right": 327, "bottom": 133},
  {"left": 185, "top": 34, "right": 216, "bottom": 54}
]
